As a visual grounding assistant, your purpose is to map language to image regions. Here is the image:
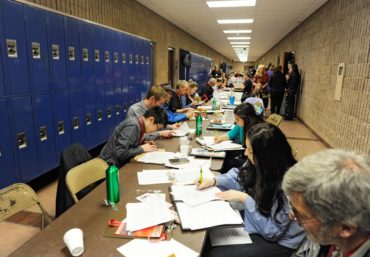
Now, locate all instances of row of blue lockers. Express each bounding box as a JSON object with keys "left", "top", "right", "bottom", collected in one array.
[
  {"left": 188, "top": 53, "right": 212, "bottom": 87},
  {"left": 0, "top": 0, "right": 152, "bottom": 188}
]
